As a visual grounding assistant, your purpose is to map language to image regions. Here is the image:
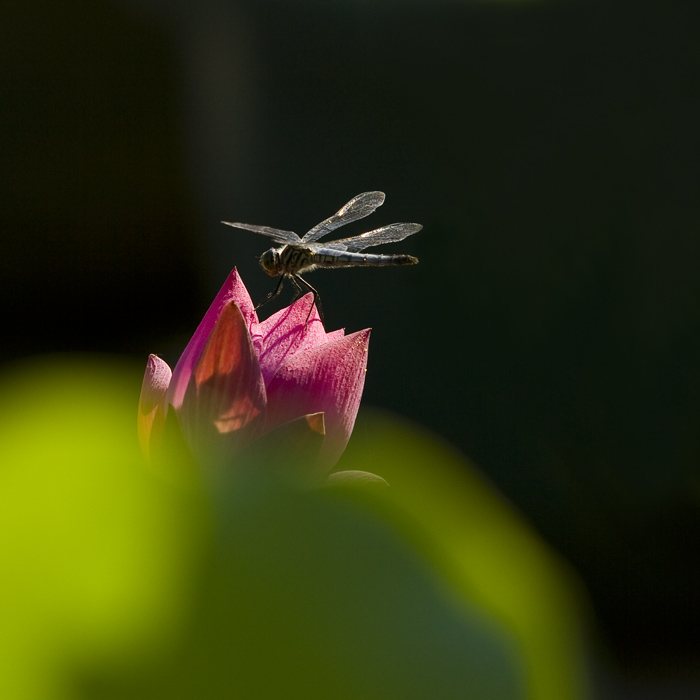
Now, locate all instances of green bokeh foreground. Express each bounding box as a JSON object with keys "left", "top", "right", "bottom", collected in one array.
[{"left": 0, "top": 356, "right": 592, "bottom": 700}]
